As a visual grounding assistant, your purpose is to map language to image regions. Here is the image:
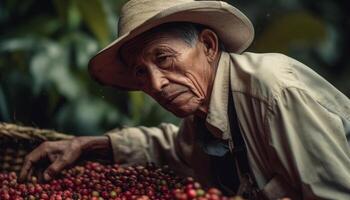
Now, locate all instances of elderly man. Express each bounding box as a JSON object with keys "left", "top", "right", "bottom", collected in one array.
[{"left": 20, "top": 0, "right": 350, "bottom": 199}]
